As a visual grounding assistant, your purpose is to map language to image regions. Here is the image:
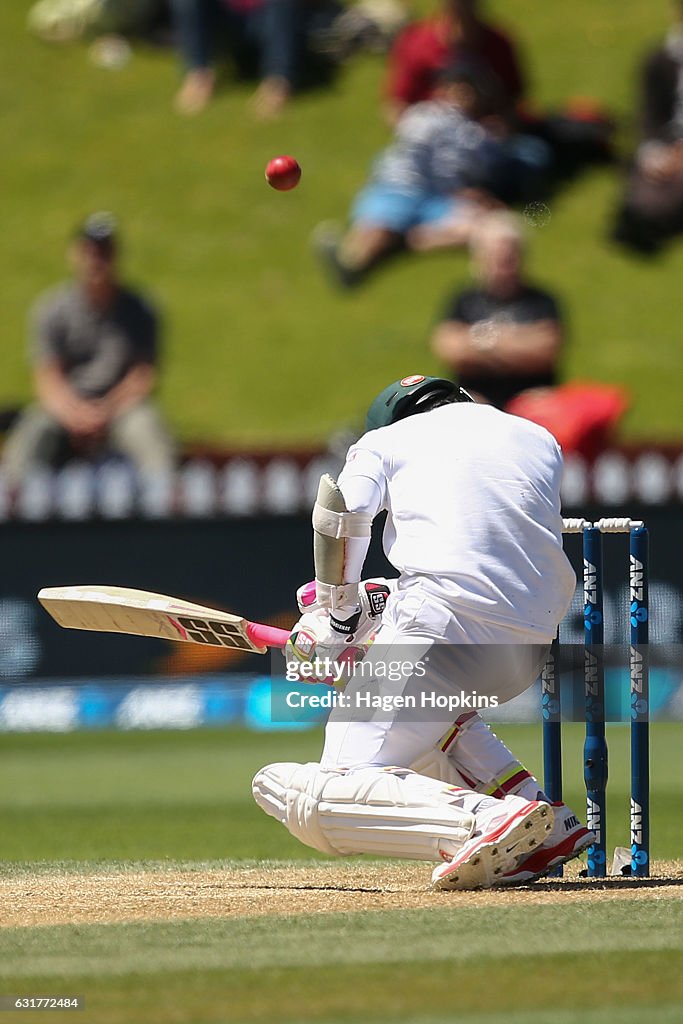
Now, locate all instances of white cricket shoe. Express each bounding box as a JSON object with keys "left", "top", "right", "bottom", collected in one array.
[
  {"left": 431, "top": 796, "right": 554, "bottom": 891},
  {"left": 499, "top": 801, "right": 594, "bottom": 884}
]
